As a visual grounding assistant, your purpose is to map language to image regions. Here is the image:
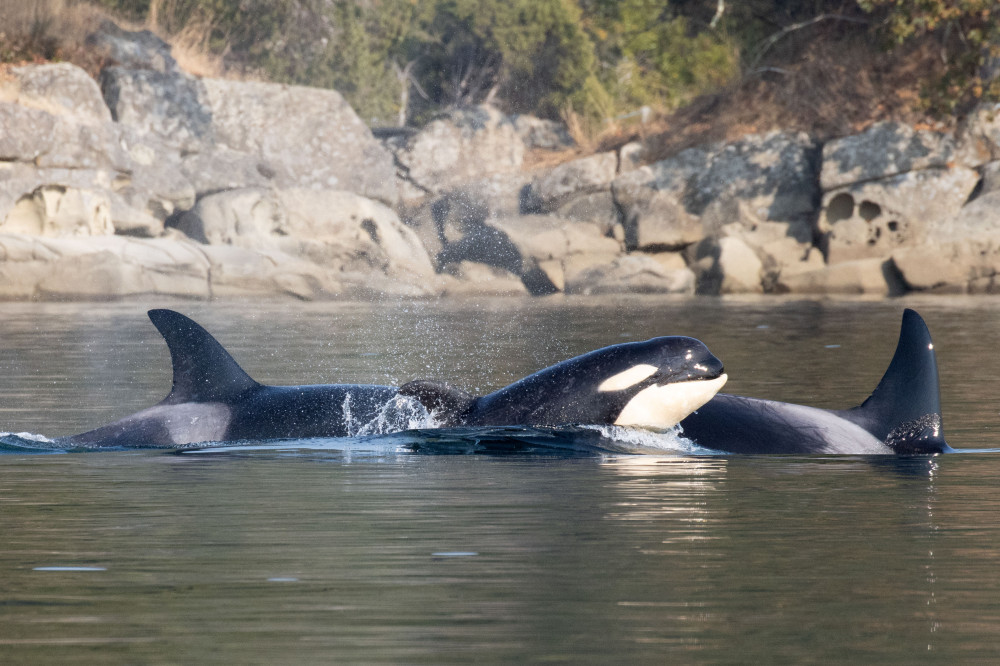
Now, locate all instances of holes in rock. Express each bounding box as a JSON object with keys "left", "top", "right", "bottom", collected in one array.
[
  {"left": 887, "top": 220, "right": 899, "bottom": 232},
  {"left": 825, "top": 193, "right": 854, "bottom": 223},
  {"left": 361, "top": 218, "right": 379, "bottom": 243},
  {"left": 858, "top": 200, "right": 881, "bottom": 221}
]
